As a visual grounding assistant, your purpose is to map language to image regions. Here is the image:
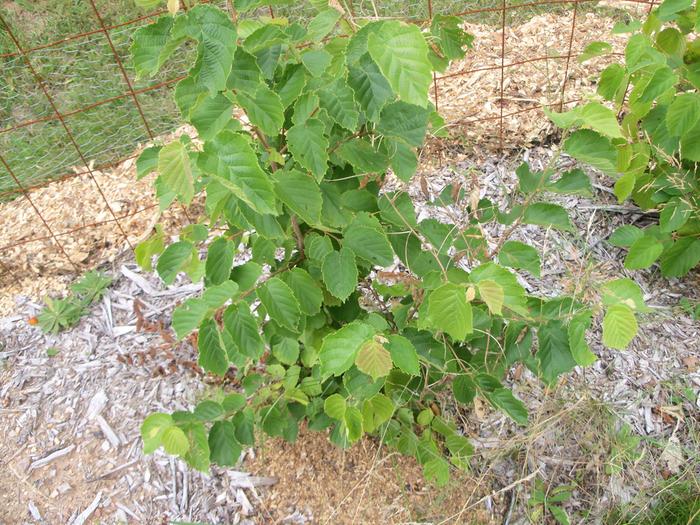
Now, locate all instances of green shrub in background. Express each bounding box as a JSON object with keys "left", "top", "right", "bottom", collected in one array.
[
  {"left": 549, "top": 0, "right": 700, "bottom": 278},
  {"left": 131, "top": 0, "right": 644, "bottom": 484}
]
